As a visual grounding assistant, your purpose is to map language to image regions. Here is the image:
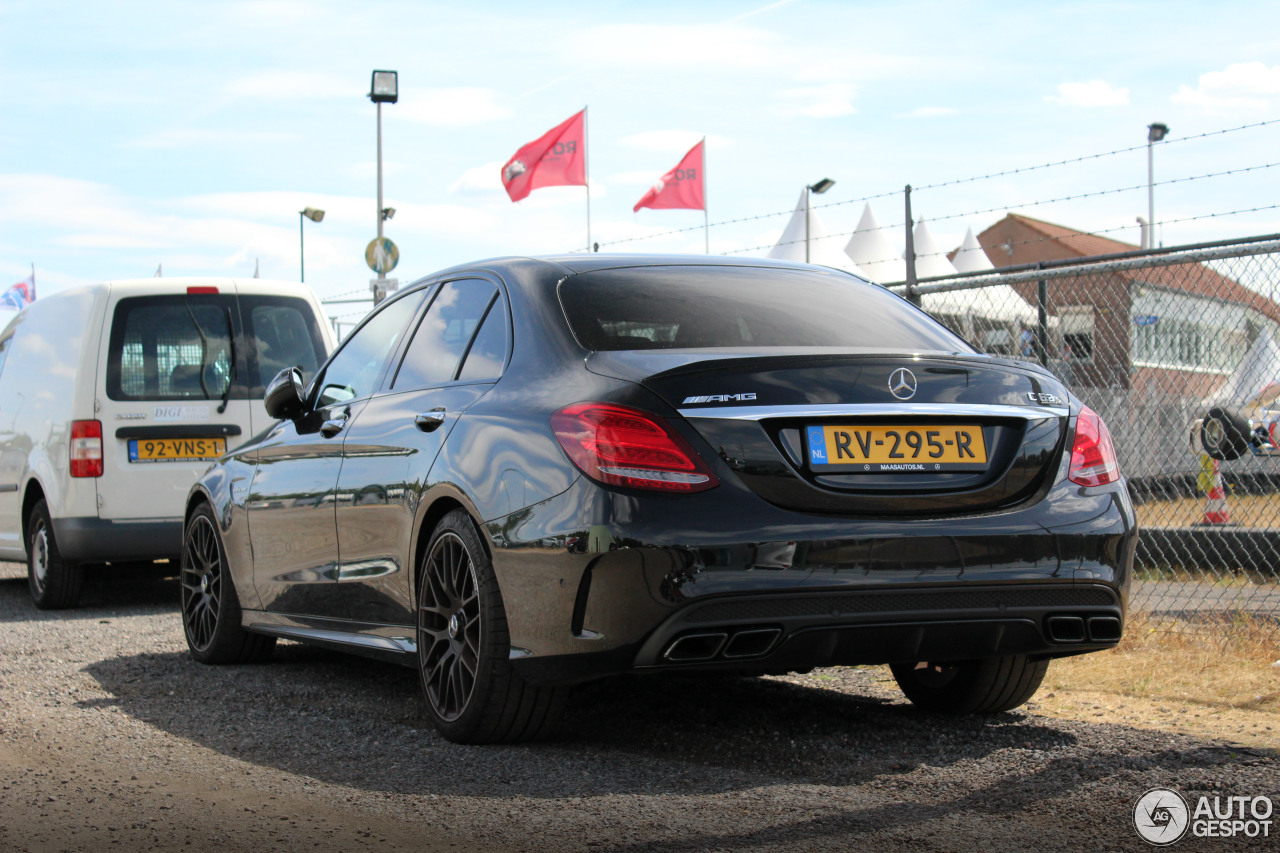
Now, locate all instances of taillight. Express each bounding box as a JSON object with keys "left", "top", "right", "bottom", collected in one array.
[
  {"left": 187, "top": 286, "right": 219, "bottom": 294},
  {"left": 551, "top": 402, "right": 719, "bottom": 493},
  {"left": 1068, "top": 406, "right": 1119, "bottom": 487},
  {"left": 70, "top": 419, "right": 103, "bottom": 478}
]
